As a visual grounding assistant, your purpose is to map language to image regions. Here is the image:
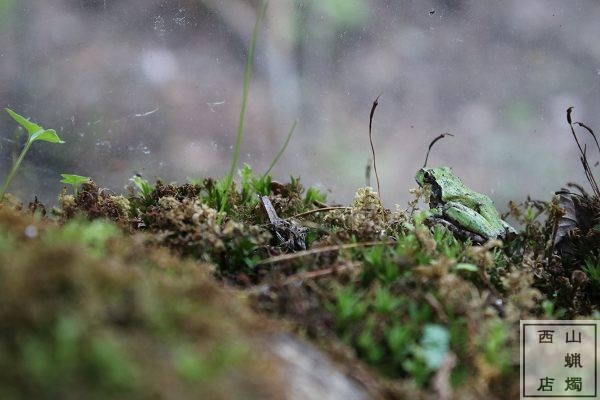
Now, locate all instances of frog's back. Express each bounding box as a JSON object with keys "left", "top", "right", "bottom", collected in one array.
[{"left": 440, "top": 175, "right": 492, "bottom": 208}]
